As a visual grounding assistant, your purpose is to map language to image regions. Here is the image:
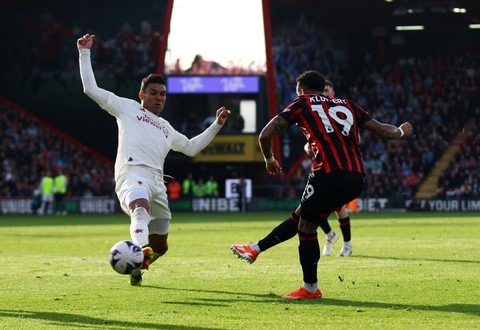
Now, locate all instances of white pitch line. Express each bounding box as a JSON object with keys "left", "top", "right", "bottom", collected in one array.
[{"left": 1, "top": 253, "right": 108, "bottom": 263}]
